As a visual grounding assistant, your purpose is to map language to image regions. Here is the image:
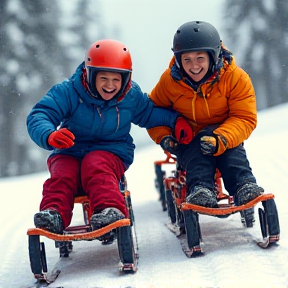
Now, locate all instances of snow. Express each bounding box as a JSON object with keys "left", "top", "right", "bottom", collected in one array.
[{"left": 1, "top": 103, "right": 288, "bottom": 288}]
